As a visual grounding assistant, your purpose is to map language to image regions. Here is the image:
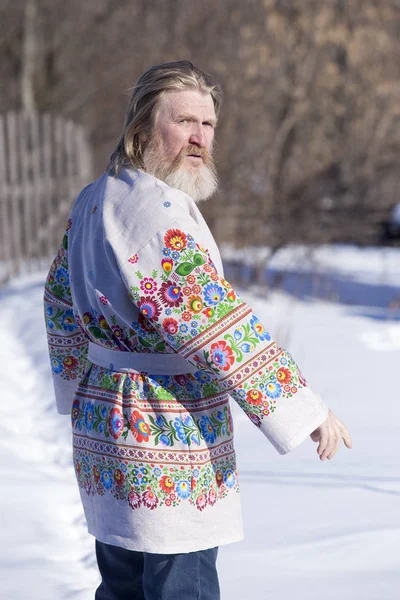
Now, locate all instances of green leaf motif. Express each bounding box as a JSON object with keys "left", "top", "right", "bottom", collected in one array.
[
  {"left": 192, "top": 253, "right": 205, "bottom": 267},
  {"left": 138, "top": 336, "right": 152, "bottom": 348},
  {"left": 175, "top": 262, "right": 195, "bottom": 276}
]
